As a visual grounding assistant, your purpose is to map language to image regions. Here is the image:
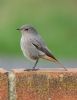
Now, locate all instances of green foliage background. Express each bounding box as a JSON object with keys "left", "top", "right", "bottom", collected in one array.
[{"left": 0, "top": 0, "right": 77, "bottom": 58}]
